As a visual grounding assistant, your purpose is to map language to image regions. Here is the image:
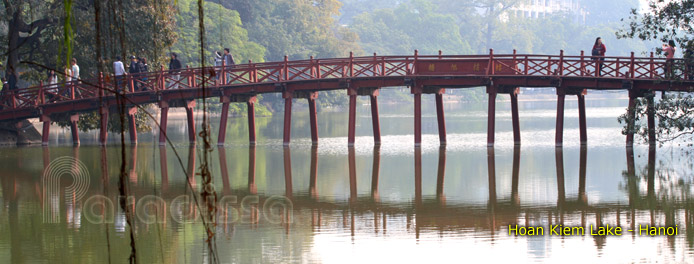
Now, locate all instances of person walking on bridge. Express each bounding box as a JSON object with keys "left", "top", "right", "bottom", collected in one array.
[
  {"left": 168, "top": 53, "right": 182, "bottom": 89},
  {"left": 685, "top": 41, "right": 694, "bottom": 81},
  {"left": 113, "top": 56, "right": 127, "bottom": 92},
  {"left": 663, "top": 40, "right": 677, "bottom": 79},
  {"left": 591, "top": 37, "right": 606, "bottom": 76},
  {"left": 129, "top": 56, "right": 140, "bottom": 91}
]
